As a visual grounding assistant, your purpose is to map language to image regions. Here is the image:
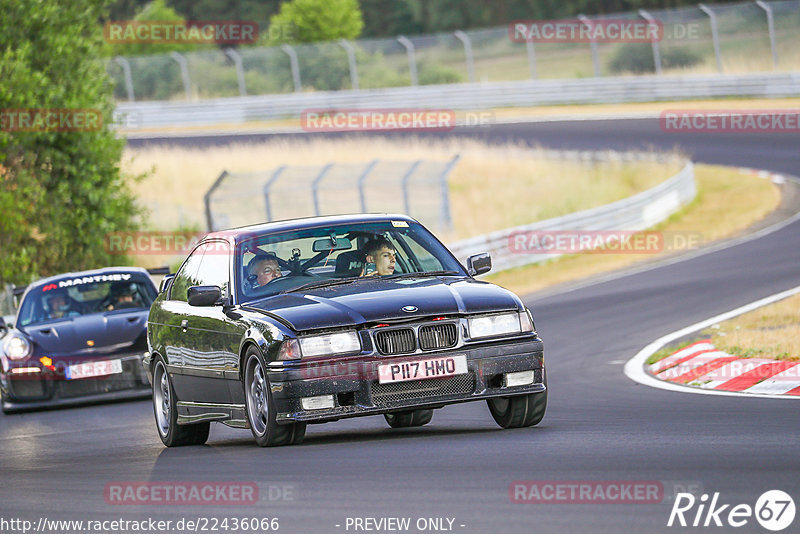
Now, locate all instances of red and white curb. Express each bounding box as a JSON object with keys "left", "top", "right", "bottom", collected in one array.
[
  {"left": 737, "top": 167, "right": 786, "bottom": 185},
  {"left": 624, "top": 285, "right": 800, "bottom": 399},
  {"left": 648, "top": 340, "right": 800, "bottom": 396}
]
